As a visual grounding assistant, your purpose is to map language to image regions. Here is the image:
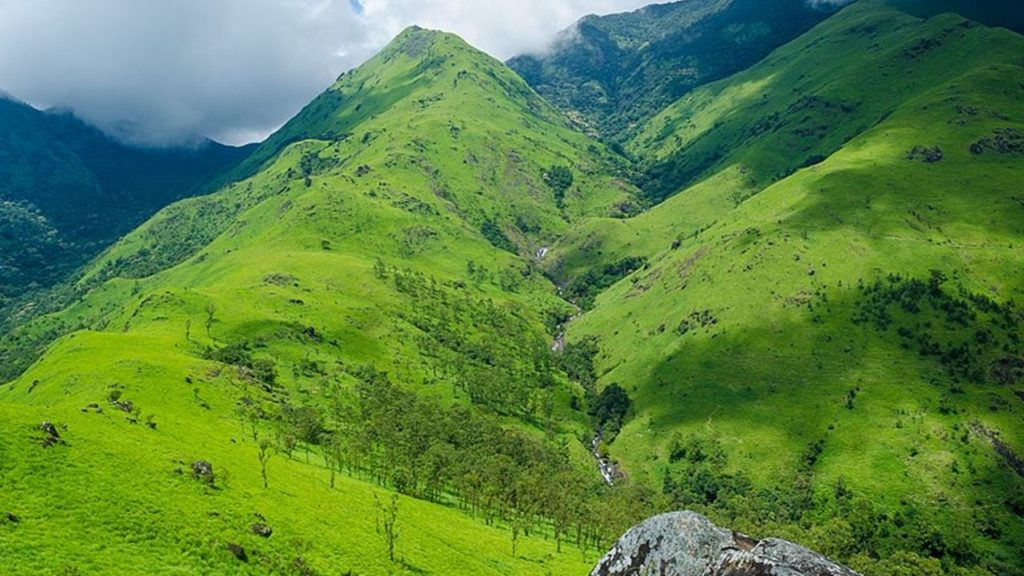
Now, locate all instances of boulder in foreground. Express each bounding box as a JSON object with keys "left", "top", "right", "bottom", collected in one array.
[{"left": 592, "top": 511, "right": 860, "bottom": 576}]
